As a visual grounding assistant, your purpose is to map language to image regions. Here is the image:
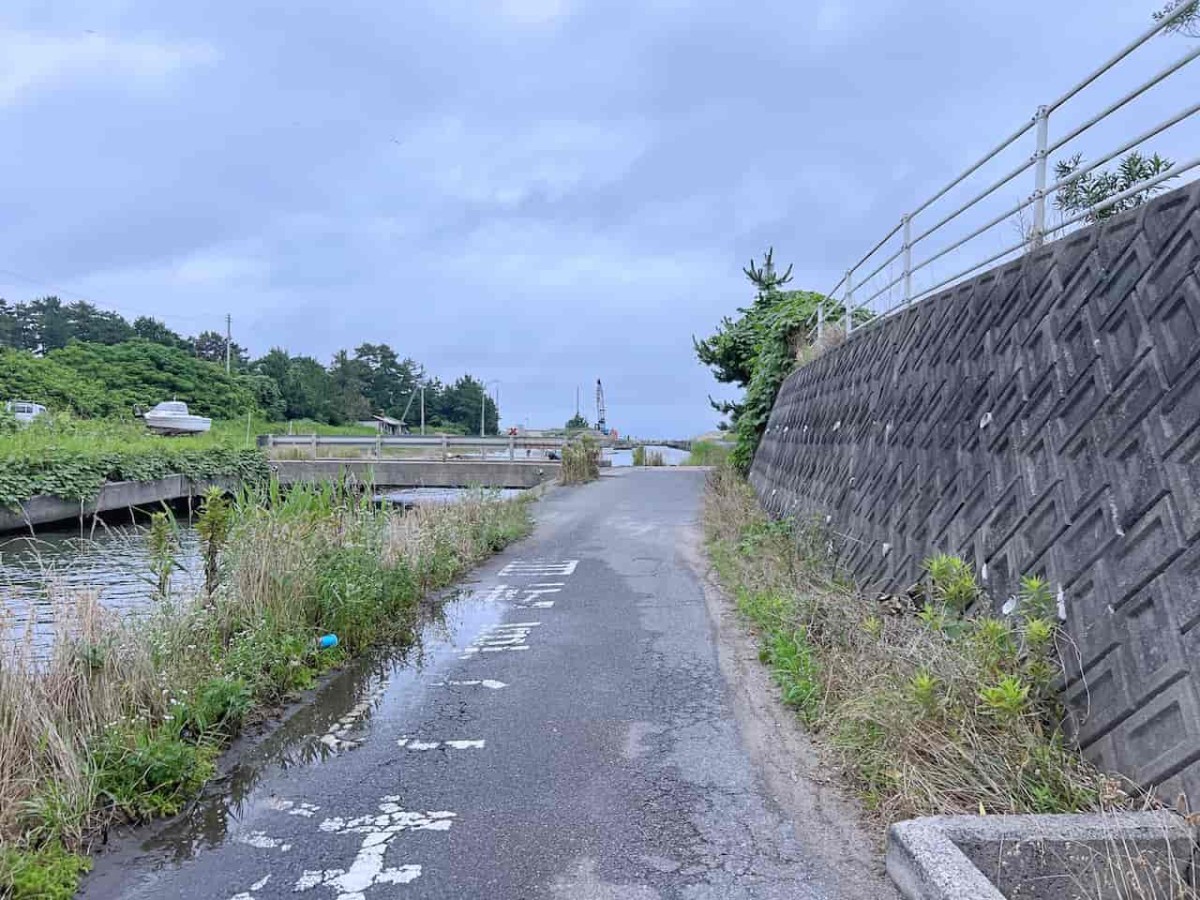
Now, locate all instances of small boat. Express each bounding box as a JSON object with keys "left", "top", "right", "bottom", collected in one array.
[
  {"left": 143, "top": 400, "right": 212, "bottom": 435},
  {"left": 4, "top": 400, "right": 47, "bottom": 424}
]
